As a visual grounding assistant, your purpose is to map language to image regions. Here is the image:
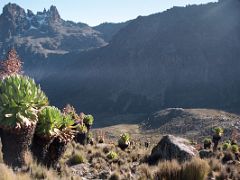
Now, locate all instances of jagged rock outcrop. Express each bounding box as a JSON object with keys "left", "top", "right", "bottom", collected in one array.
[
  {"left": 2, "top": 1, "right": 240, "bottom": 121},
  {"left": 148, "top": 135, "right": 197, "bottom": 164},
  {"left": 37, "top": 0, "right": 240, "bottom": 116},
  {"left": 0, "top": 3, "right": 107, "bottom": 58}
]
